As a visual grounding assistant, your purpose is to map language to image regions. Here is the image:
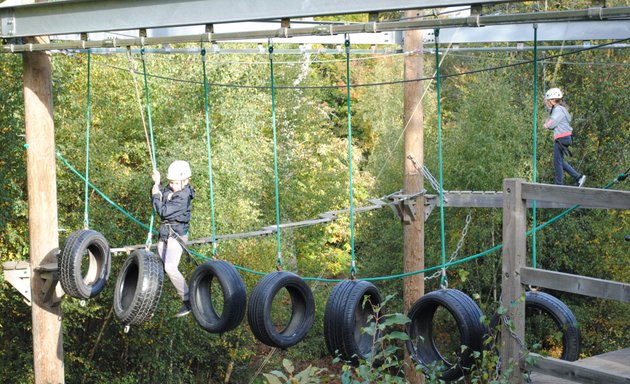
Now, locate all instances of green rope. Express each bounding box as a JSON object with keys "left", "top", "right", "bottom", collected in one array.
[
  {"left": 201, "top": 47, "right": 218, "bottom": 257},
  {"left": 268, "top": 43, "right": 283, "bottom": 268},
  {"left": 435, "top": 29, "right": 448, "bottom": 288},
  {"left": 83, "top": 48, "right": 92, "bottom": 230},
  {"left": 56, "top": 149, "right": 628, "bottom": 283},
  {"left": 57, "top": 150, "right": 157, "bottom": 234},
  {"left": 344, "top": 37, "right": 356, "bottom": 278},
  {"left": 532, "top": 24, "right": 539, "bottom": 269},
  {"left": 140, "top": 47, "right": 158, "bottom": 246}
]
